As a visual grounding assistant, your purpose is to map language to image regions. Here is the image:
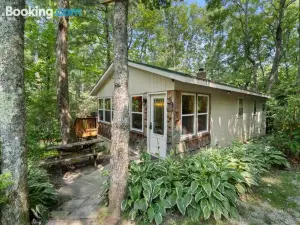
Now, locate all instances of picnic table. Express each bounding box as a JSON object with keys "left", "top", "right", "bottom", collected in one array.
[{"left": 41, "top": 138, "right": 105, "bottom": 171}]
